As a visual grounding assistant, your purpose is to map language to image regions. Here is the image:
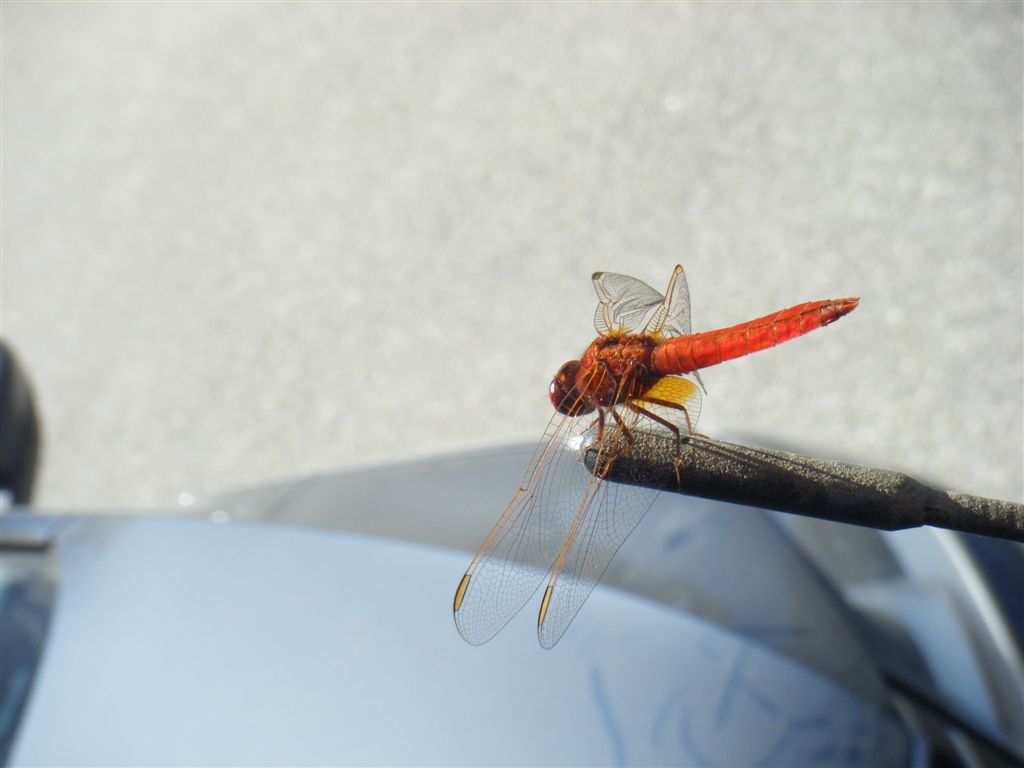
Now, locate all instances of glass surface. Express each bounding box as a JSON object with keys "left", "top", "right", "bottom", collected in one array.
[{"left": 0, "top": 548, "right": 56, "bottom": 765}]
